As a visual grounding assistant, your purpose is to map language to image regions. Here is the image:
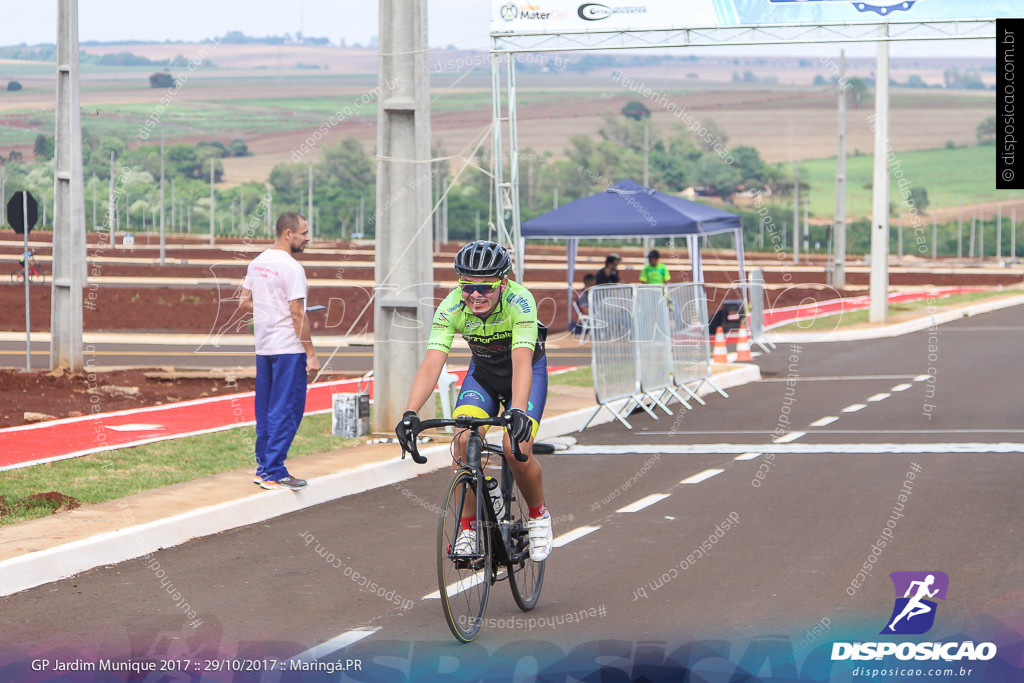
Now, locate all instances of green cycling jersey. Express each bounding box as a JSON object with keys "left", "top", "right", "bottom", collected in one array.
[{"left": 427, "top": 280, "right": 545, "bottom": 377}]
